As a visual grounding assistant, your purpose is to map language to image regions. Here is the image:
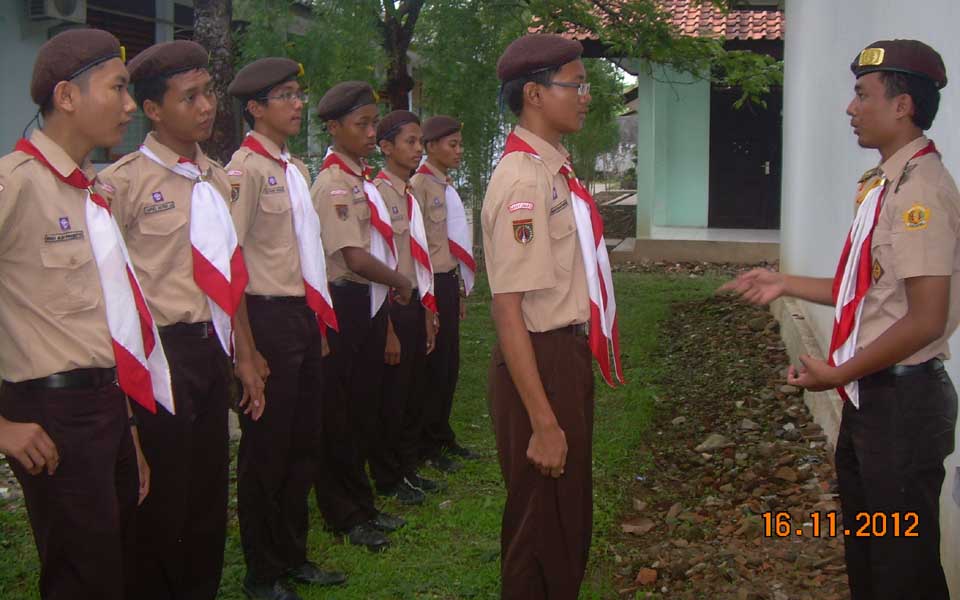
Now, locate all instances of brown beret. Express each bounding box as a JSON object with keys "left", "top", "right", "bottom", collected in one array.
[
  {"left": 421, "top": 115, "right": 461, "bottom": 143},
  {"left": 497, "top": 34, "right": 583, "bottom": 82},
  {"left": 851, "top": 40, "right": 947, "bottom": 89},
  {"left": 31, "top": 28, "right": 123, "bottom": 105},
  {"left": 128, "top": 40, "right": 209, "bottom": 84},
  {"left": 228, "top": 57, "right": 303, "bottom": 98},
  {"left": 376, "top": 110, "right": 420, "bottom": 142},
  {"left": 316, "top": 81, "right": 377, "bottom": 121}
]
